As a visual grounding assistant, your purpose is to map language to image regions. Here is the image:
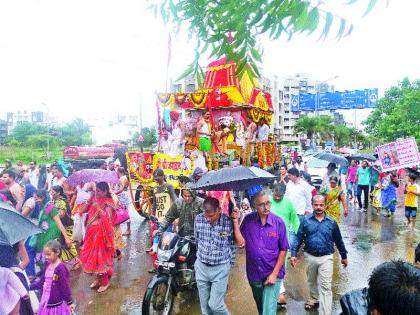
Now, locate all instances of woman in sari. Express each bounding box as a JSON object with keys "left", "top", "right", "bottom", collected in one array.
[
  {"left": 27, "top": 190, "right": 73, "bottom": 276},
  {"left": 79, "top": 182, "right": 115, "bottom": 293},
  {"left": 51, "top": 185, "right": 80, "bottom": 270},
  {"left": 322, "top": 176, "right": 348, "bottom": 224},
  {"left": 380, "top": 173, "right": 399, "bottom": 217},
  {"left": 114, "top": 167, "right": 131, "bottom": 236}
]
